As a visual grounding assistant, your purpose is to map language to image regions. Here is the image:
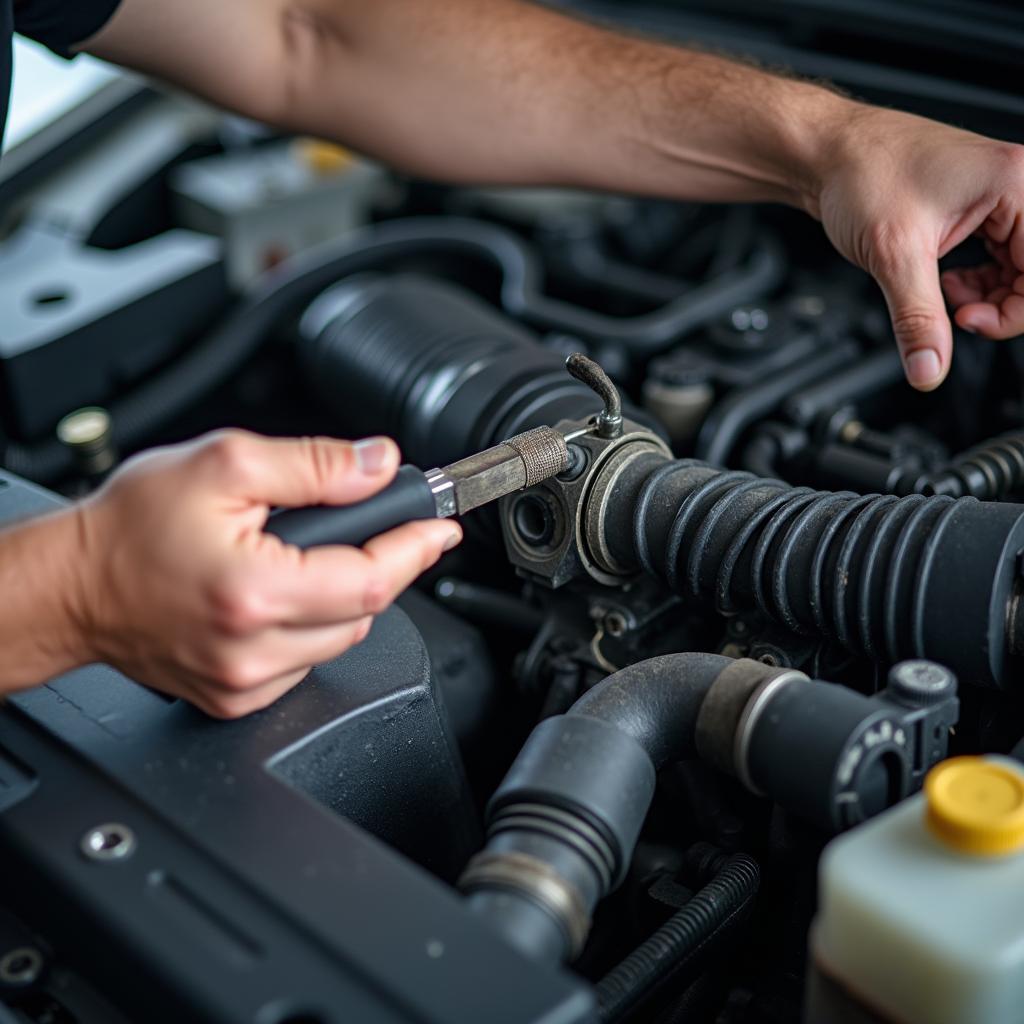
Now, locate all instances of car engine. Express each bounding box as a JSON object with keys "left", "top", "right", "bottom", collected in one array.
[{"left": 3, "top": 4, "right": 1024, "bottom": 1023}]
